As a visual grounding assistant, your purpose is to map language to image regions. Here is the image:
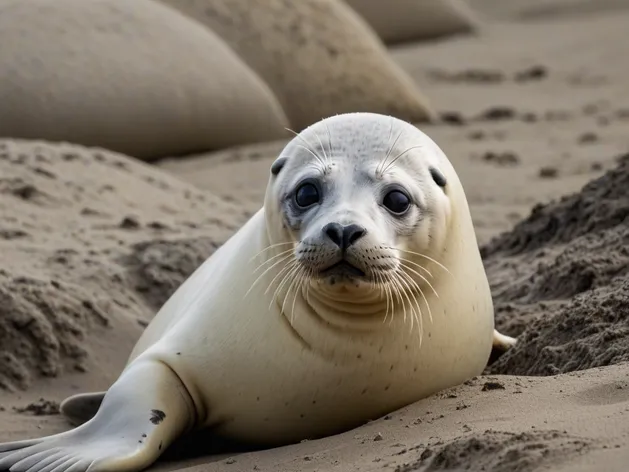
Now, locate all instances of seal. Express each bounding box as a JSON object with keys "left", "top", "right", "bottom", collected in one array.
[{"left": 0, "top": 112, "right": 516, "bottom": 472}]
